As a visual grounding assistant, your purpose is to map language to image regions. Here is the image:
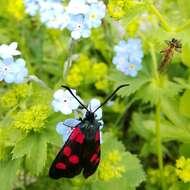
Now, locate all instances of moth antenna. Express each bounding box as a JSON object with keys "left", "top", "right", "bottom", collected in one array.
[
  {"left": 61, "top": 85, "right": 90, "bottom": 112},
  {"left": 93, "top": 84, "right": 129, "bottom": 113}
]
